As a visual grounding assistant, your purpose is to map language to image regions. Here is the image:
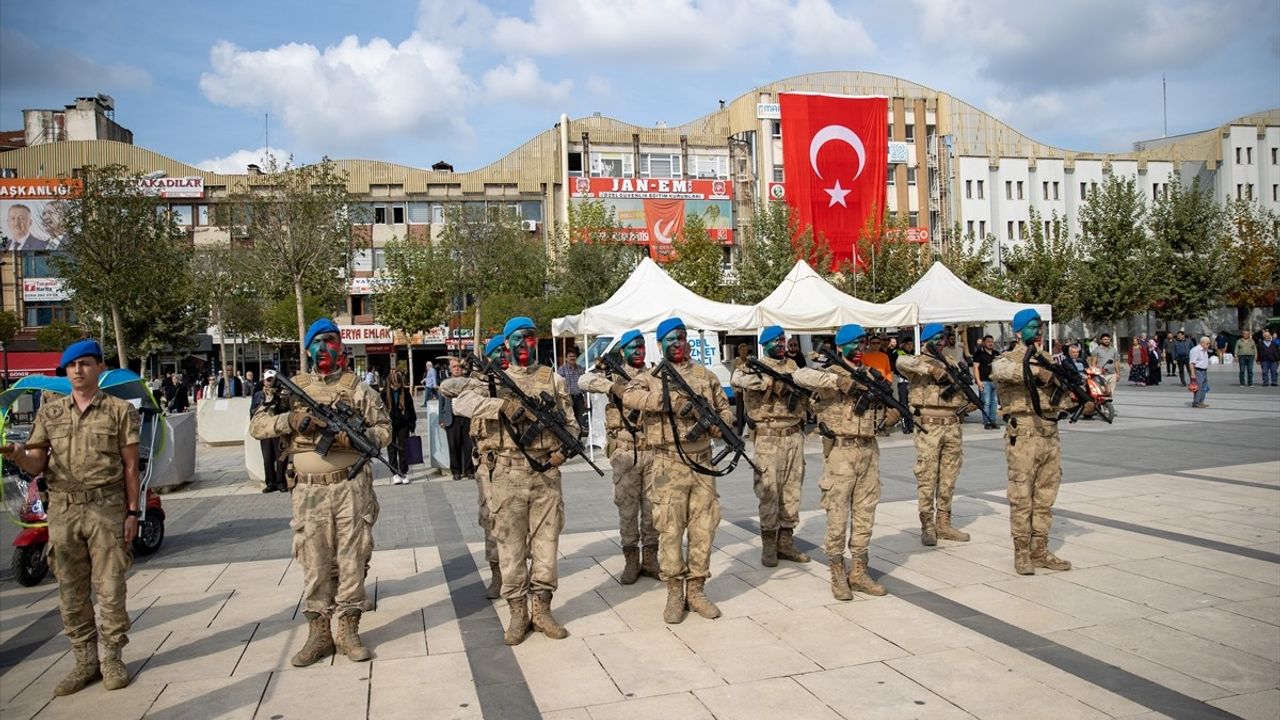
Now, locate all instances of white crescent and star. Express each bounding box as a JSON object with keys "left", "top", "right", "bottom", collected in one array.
[
  {"left": 808, "top": 124, "right": 867, "bottom": 207},
  {"left": 653, "top": 218, "right": 677, "bottom": 244}
]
